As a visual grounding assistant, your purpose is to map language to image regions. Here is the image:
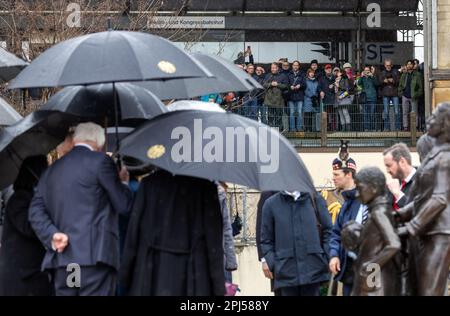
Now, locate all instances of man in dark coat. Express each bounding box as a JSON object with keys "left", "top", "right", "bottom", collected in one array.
[
  {"left": 260, "top": 191, "right": 332, "bottom": 296},
  {"left": 379, "top": 59, "right": 401, "bottom": 131},
  {"left": 382, "top": 142, "right": 416, "bottom": 295},
  {"left": 263, "top": 63, "right": 289, "bottom": 130},
  {"left": 120, "top": 169, "right": 225, "bottom": 296},
  {"left": 287, "top": 61, "right": 306, "bottom": 132},
  {"left": 29, "top": 122, "right": 132, "bottom": 296},
  {"left": 328, "top": 157, "right": 362, "bottom": 296},
  {"left": 319, "top": 64, "right": 337, "bottom": 131},
  {"left": 0, "top": 156, "right": 52, "bottom": 296}
]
